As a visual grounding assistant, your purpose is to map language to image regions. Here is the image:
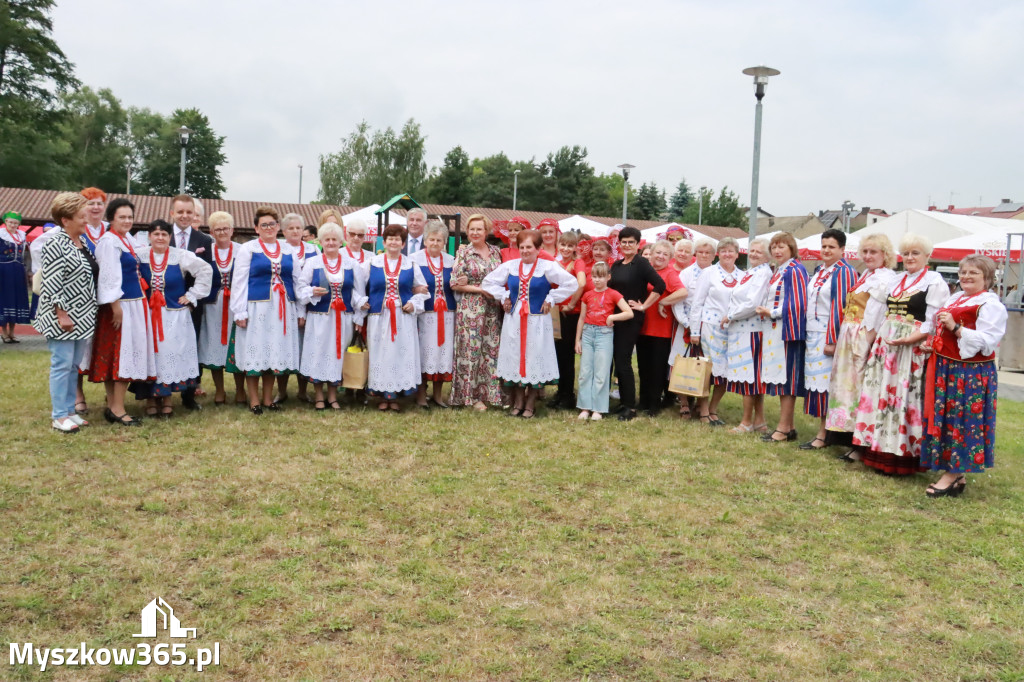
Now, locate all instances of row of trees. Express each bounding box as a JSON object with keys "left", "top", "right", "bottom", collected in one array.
[
  {"left": 318, "top": 120, "right": 747, "bottom": 227},
  {"left": 0, "top": 0, "right": 227, "bottom": 197}
]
